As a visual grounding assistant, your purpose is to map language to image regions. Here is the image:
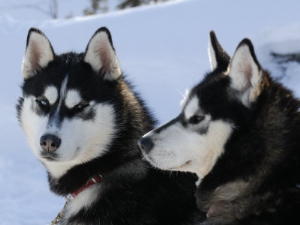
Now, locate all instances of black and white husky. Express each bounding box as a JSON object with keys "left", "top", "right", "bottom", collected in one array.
[
  {"left": 17, "top": 27, "right": 199, "bottom": 225},
  {"left": 139, "top": 31, "right": 300, "bottom": 224}
]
